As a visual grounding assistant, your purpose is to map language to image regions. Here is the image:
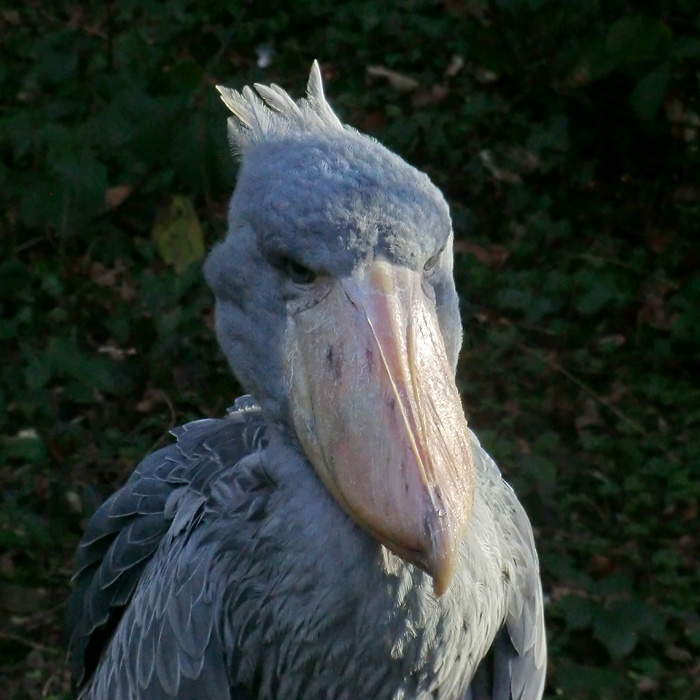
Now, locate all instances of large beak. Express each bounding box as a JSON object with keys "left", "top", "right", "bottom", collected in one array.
[{"left": 285, "top": 260, "right": 474, "bottom": 596}]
